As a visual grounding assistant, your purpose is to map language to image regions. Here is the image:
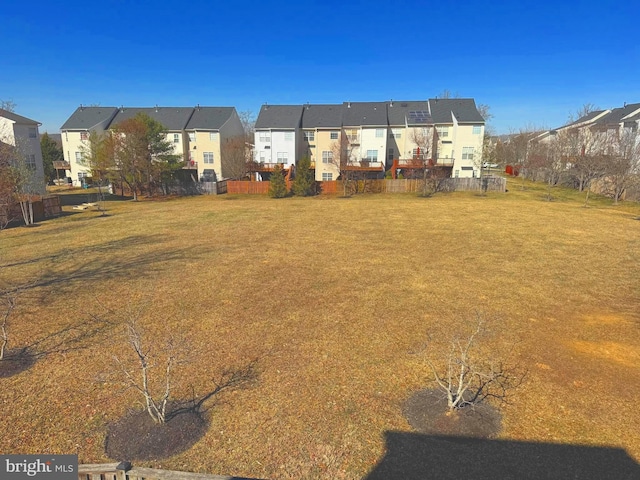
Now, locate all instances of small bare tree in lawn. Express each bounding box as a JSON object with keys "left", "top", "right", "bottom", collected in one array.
[
  {"left": 410, "top": 126, "right": 444, "bottom": 196},
  {"left": 115, "top": 318, "right": 181, "bottom": 424},
  {"left": 330, "top": 131, "right": 356, "bottom": 197},
  {"left": 423, "top": 314, "right": 526, "bottom": 413}
]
